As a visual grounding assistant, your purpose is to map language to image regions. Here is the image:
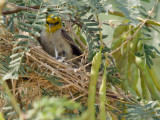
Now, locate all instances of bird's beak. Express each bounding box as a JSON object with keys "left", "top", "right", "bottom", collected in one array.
[
  {"left": 49, "top": 24, "right": 52, "bottom": 28},
  {"left": 49, "top": 23, "right": 54, "bottom": 28}
]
